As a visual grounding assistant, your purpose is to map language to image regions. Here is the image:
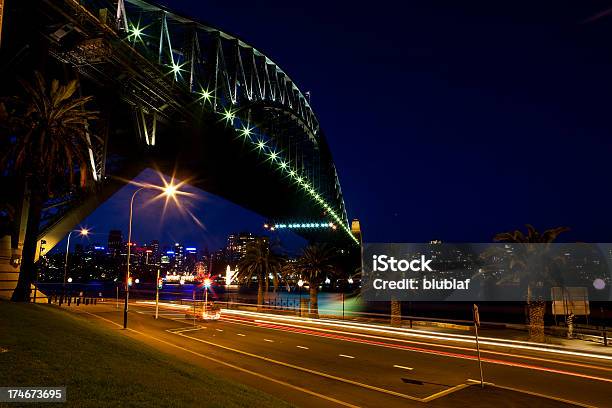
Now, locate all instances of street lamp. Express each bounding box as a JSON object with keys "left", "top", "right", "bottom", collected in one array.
[
  {"left": 64, "top": 228, "right": 89, "bottom": 288},
  {"left": 204, "top": 277, "right": 211, "bottom": 307},
  {"left": 124, "top": 184, "right": 178, "bottom": 329},
  {"left": 155, "top": 269, "right": 162, "bottom": 319}
]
